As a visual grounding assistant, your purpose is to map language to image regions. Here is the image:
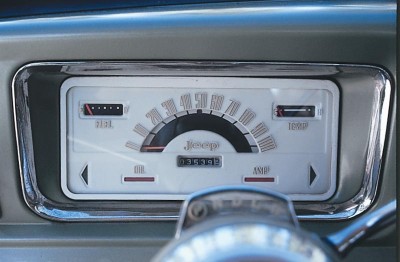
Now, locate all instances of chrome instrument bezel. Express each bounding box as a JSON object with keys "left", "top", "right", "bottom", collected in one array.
[{"left": 12, "top": 61, "right": 392, "bottom": 221}]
